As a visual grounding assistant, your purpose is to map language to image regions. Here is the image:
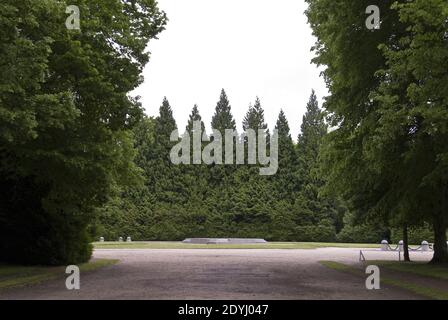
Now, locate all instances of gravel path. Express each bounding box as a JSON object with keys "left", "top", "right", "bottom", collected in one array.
[{"left": 0, "top": 248, "right": 430, "bottom": 300}]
